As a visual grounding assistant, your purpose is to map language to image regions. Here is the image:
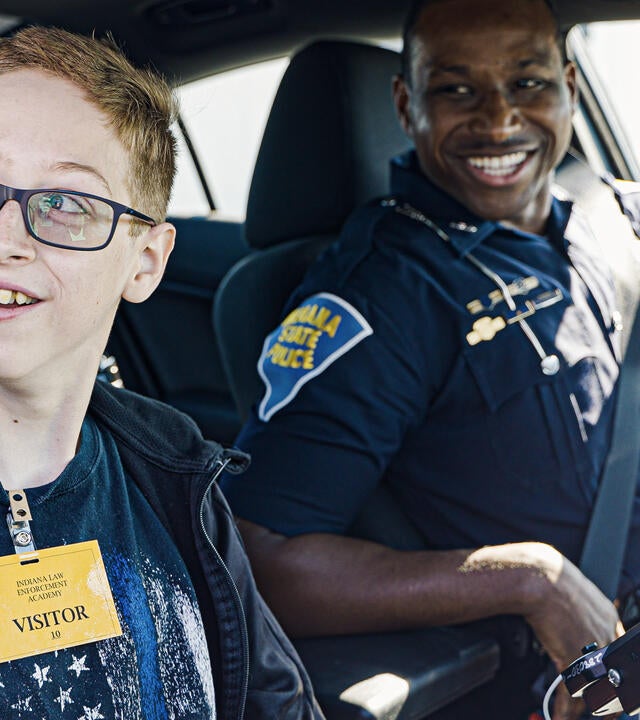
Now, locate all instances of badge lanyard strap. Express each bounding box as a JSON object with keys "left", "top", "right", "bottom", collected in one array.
[
  {"left": 5, "top": 488, "right": 37, "bottom": 554},
  {"left": 394, "top": 201, "right": 560, "bottom": 376}
]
